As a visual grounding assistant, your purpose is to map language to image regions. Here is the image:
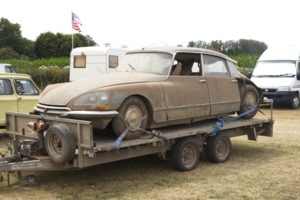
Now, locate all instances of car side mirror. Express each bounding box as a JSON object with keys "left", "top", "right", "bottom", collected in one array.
[
  {"left": 297, "top": 72, "right": 300, "bottom": 80},
  {"left": 246, "top": 72, "right": 252, "bottom": 79}
]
